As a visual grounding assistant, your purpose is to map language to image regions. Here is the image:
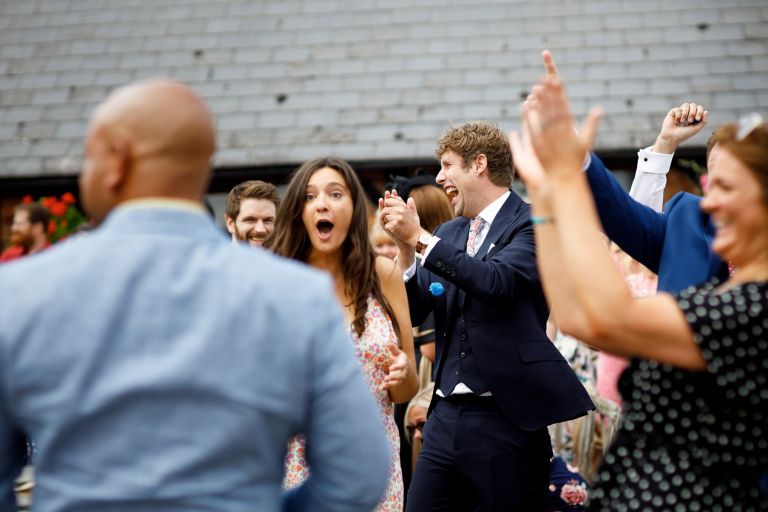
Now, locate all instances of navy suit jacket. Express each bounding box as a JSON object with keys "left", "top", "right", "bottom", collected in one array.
[
  {"left": 586, "top": 154, "right": 728, "bottom": 293},
  {"left": 407, "top": 192, "right": 594, "bottom": 431}
]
